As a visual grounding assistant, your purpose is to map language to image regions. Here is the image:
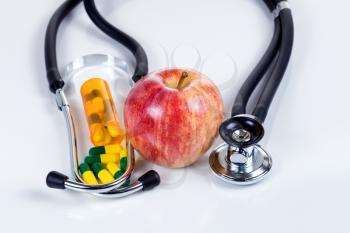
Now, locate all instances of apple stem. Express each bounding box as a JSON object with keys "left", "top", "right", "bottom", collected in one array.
[{"left": 177, "top": 72, "right": 189, "bottom": 89}]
